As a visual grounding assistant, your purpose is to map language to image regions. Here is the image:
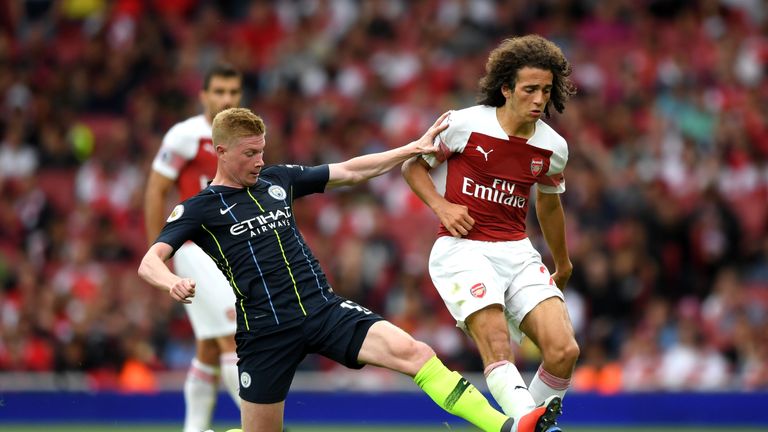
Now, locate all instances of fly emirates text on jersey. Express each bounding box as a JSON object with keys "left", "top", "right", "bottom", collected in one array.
[{"left": 461, "top": 177, "right": 526, "bottom": 208}]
